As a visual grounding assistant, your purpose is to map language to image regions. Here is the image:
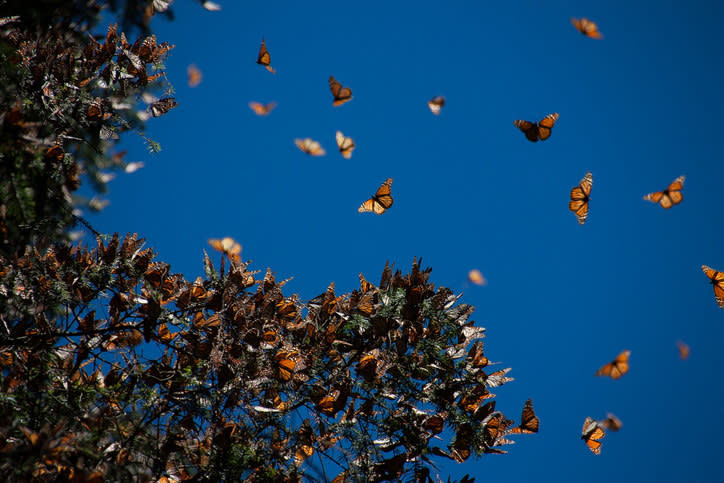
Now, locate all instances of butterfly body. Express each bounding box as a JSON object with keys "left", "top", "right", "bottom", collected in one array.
[
  {"left": 513, "top": 113, "right": 559, "bottom": 142},
  {"left": 569, "top": 172, "right": 593, "bottom": 224},
  {"left": 358, "top": 178, "right": 394, "bottom": 214},
  {"left": 643, "top": 176, "right": 685, "bottom": 208}
]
